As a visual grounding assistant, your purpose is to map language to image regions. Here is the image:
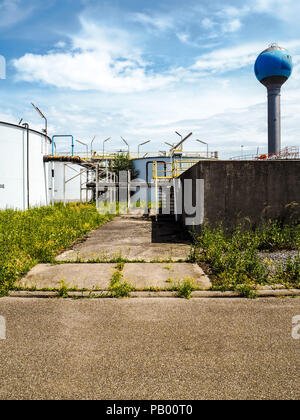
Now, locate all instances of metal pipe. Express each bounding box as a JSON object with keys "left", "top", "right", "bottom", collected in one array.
[
  {"left": 51, "top": 162, "right": 55, "bottom": 206},
  {"left": 63, "top": 164, "right": 66, "bottom": 206},
  {"left": 22, "top": 123, "right": 30, "bottom": 209},
  {"left": 96, "top": 164, "right": 99, "bottom": 210}
]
